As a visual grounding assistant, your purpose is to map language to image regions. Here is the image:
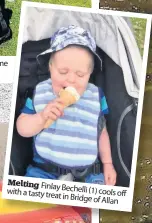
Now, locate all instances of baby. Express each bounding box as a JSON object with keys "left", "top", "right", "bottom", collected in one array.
[{"left": 17, "top": 25, "right": 116, "bottom": 185}]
